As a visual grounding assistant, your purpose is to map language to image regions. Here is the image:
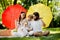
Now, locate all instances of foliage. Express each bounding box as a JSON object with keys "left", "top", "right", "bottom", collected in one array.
[{"left": 0, "top": 0, "right": 60, "bottom": 27}]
